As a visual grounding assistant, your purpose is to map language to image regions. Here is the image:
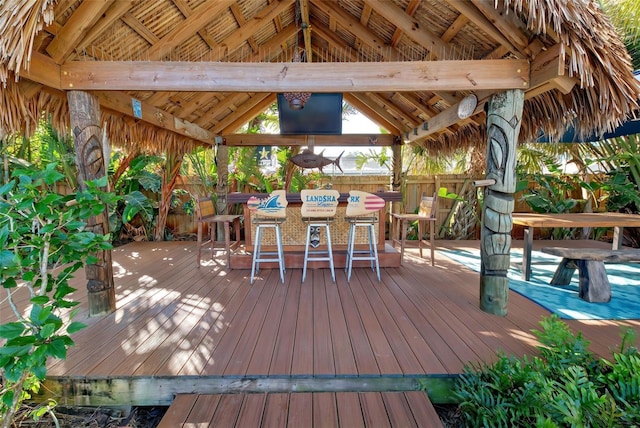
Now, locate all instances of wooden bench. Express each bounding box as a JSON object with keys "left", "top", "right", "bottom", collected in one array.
[{"left": 541, "top": 247, "right": 640, "bottom": 303}]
